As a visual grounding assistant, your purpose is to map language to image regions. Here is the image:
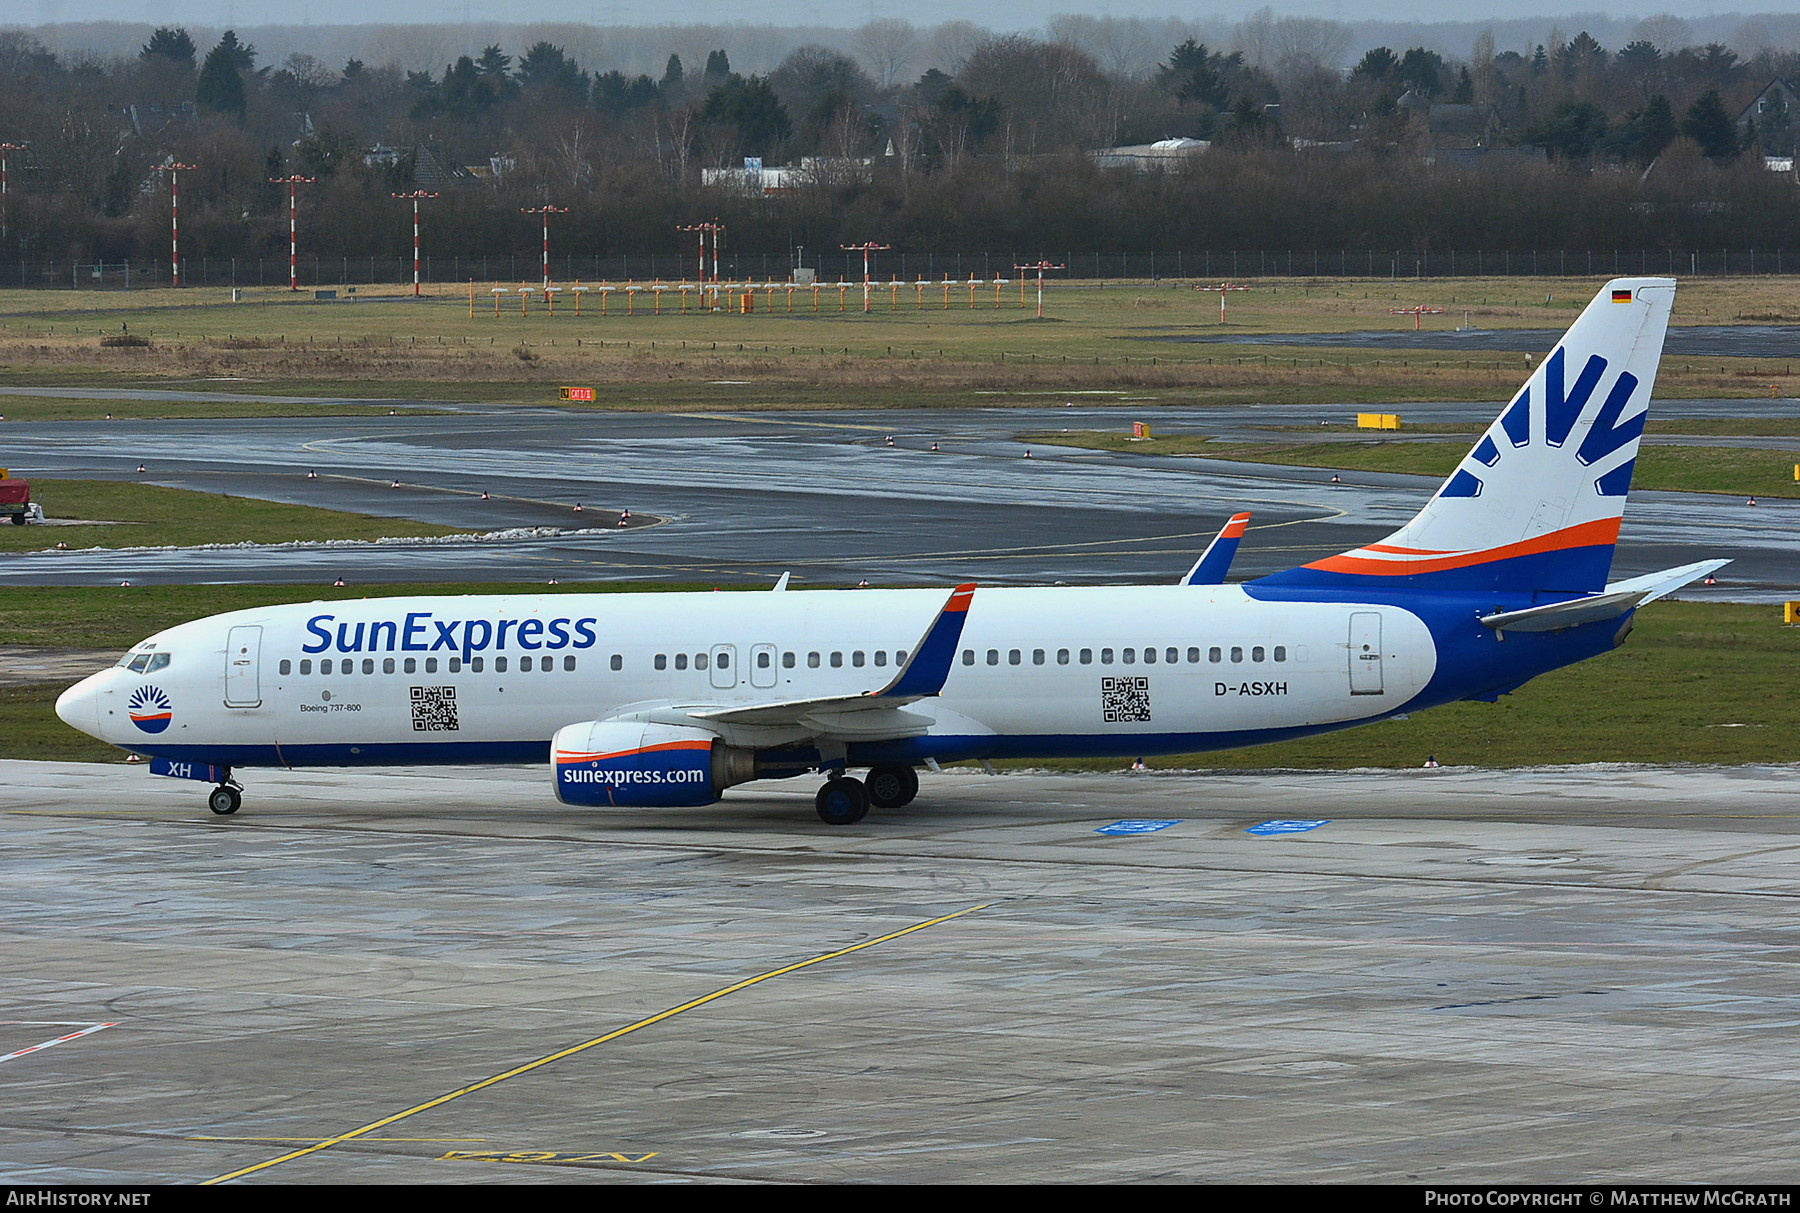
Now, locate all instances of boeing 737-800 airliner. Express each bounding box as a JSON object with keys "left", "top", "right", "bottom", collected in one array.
[{"left": 55, "top": 278, "right": 1722, "bottom": 824}]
